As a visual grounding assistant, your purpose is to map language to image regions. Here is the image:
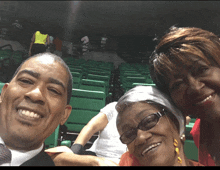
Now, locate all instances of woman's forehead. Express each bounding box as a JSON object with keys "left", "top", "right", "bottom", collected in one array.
[{"left": 119, "top": 102, "right": 160, "bottom": 122}]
